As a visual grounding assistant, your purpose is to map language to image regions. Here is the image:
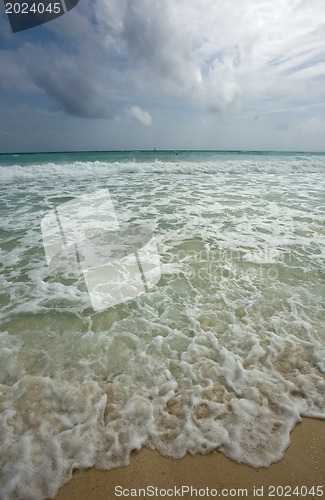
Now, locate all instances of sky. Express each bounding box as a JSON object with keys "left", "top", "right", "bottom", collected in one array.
[{"left": 0, "top": 0, "right": 325, "bottom": 153}]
